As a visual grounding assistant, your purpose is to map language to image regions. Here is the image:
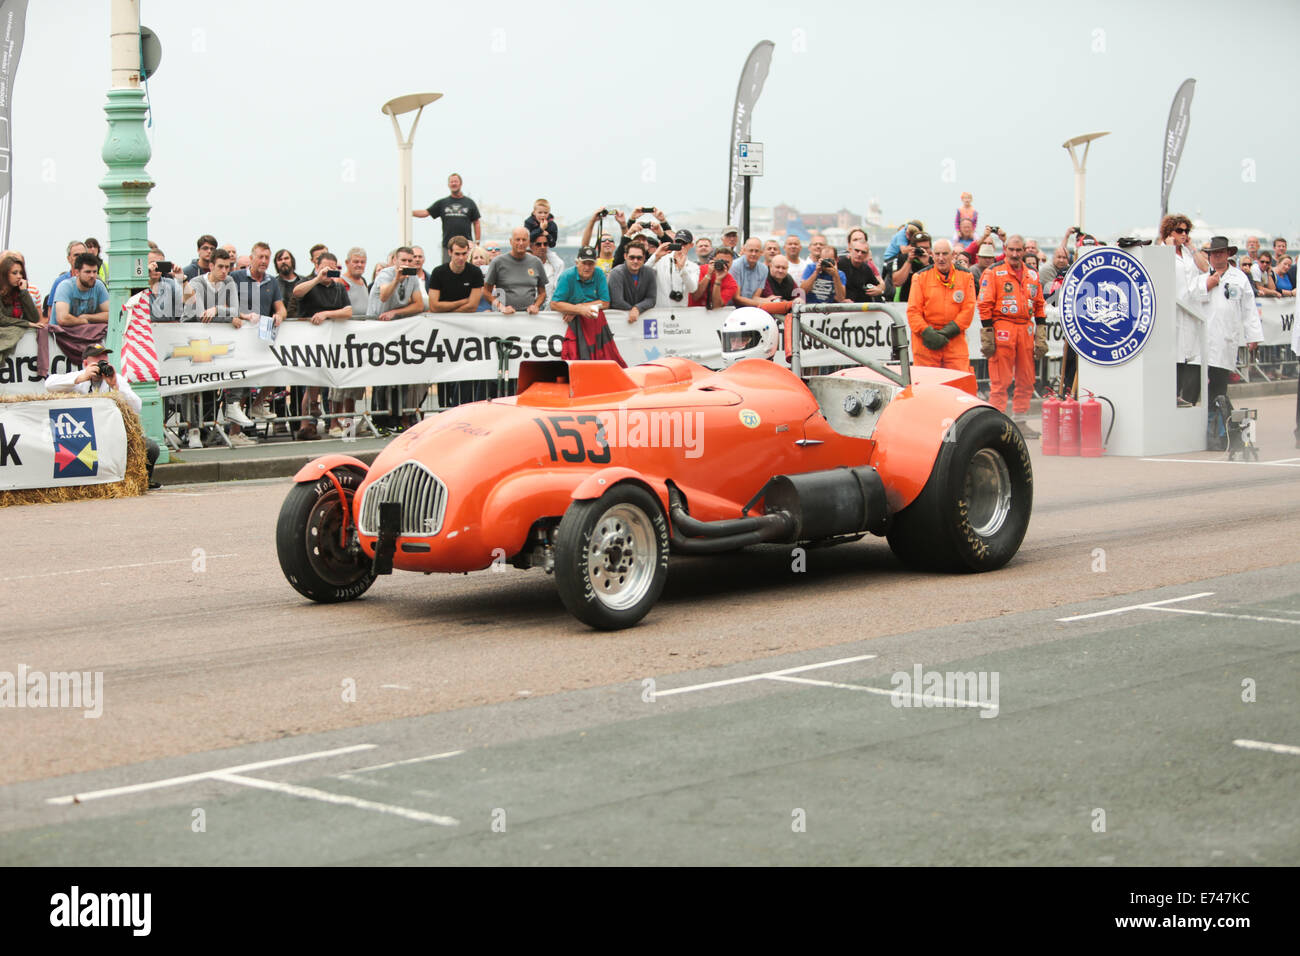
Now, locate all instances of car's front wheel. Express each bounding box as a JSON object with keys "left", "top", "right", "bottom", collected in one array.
[
  {"left": 277, "top": 469, "right": 376, "bottom": 603},
  {"left": 554, "top": 484, "right": 670, "bottom": 630},
  {"left": 887, "top": 408, "right": 1033, "bottom": 572}
]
